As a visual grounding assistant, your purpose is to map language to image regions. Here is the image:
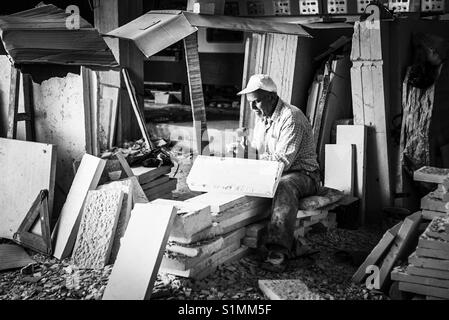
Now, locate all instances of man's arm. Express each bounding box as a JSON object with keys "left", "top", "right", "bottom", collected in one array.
[{"left": 260, "top": 120, "right": 303, "bottom": 171}]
